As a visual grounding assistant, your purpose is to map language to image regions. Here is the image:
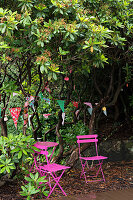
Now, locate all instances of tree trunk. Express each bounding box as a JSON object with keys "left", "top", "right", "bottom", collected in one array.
[{"left": 0, "top": 118, "right": 7, "bottom": 137}]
